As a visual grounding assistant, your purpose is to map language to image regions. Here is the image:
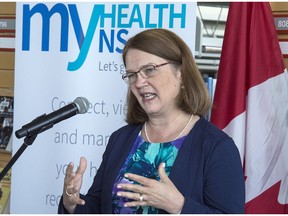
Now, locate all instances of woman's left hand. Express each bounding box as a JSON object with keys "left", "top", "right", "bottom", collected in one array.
[{"left": 116, "top": 163, "right": 184, "bottom": 214}]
